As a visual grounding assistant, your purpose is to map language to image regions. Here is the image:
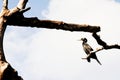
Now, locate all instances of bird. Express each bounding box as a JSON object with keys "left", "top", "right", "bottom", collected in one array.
[{"left": 80, "top": 38, "right": 102, "bottom": 65}]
